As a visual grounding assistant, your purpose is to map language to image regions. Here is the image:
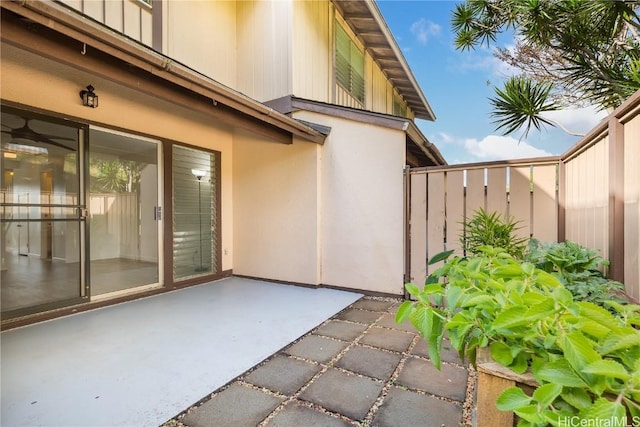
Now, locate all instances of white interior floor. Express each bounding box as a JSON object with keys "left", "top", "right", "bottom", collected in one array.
[{"left": 1, "top": 277, "right": 362, "bottom": 427}]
